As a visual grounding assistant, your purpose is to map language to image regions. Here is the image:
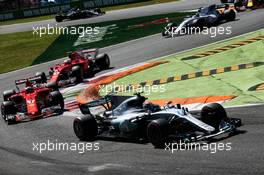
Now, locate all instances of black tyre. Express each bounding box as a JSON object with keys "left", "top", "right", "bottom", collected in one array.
[
  {"left": 1, "top": 101, "right": 17, "bottom": 124},
  {"left": 95, "top": 53, "right": 110, "bottom": 70},
  {"left": 225, "top": 10, "right": 236, "bottom": 21},
  {"left": 55, "top": 16, "right": 63, "bottom": 22},
  {"left": 71, "top": 66, "right": 84, "bottom": 84},
  {"left": 46, "top": 81, "right": 59, "bottom": 91},
  {"left": 73, "top": 115, "right": 98, "bottom": 141},
  {"left": 201, "top": 103, "right": 227, "bottom": 130},
  {"left": 50, "top": 91, "right": 64, "bottom": 111},
  {"left": 79, "top": 104, "right": 91, "bottom": 115},
  {"left": 3, "top": 90, "right": 16, "bottom": 101},
  {"left": 147, "top": 119, "right": 169, "bottom": 148},
  {"left": 36, "top": 72, "right": 47, "bottom": 83}
]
